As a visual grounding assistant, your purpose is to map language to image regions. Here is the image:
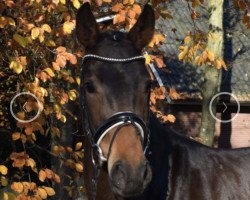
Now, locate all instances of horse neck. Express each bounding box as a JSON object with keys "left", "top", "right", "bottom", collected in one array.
[{"left": 149, "top": 113, "right": 174, "bottom": 152}]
